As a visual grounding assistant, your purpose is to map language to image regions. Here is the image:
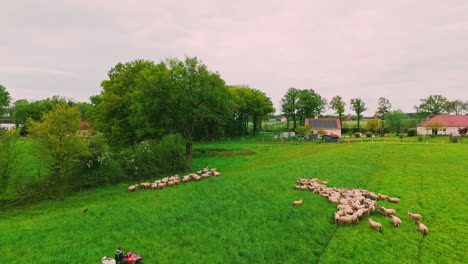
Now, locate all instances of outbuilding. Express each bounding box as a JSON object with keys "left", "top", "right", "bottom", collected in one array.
[{"left": 322, "top": 134, "right": 340, "bottom": 142}]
